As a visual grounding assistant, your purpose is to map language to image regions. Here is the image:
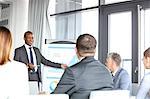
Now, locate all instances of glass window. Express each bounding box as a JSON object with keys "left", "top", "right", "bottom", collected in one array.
[
  {"left": 81, "top": 9, "right": 99, "bottom": 58},
  {"left": 105, "top": 0, "right": 131, "bottom": 5},
  {"left": 49, "top": 9, "right": 98, "bottom": 39},
  {"left": 49, "top": 0, "right": 98, "bottom": 15},
  {"left": 81, "top": 9, "right": 98, "bottom": 41},
  {"left": 140, "top": 8, "right": 150, "bottom": 79},
  {"left": 48, "top": 9, "right": 98, "bottom": 58},
  {"left": 49, "top": 13, "right": 81, "bottom": 40},
  {"left": 143, "top": 9, "right": 150, "bottom": 49},
  {"left": 108, "top": 11, "right": 132, "bottom": 79},
  {"left": 81, "top": 0, "right": 98, "bottom": 8}
]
